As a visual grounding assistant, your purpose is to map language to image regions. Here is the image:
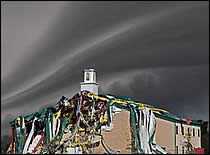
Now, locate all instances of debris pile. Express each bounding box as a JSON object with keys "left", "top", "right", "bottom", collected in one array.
[{"left": 6, "top": 91, "right": 168, "bottom": 154}]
